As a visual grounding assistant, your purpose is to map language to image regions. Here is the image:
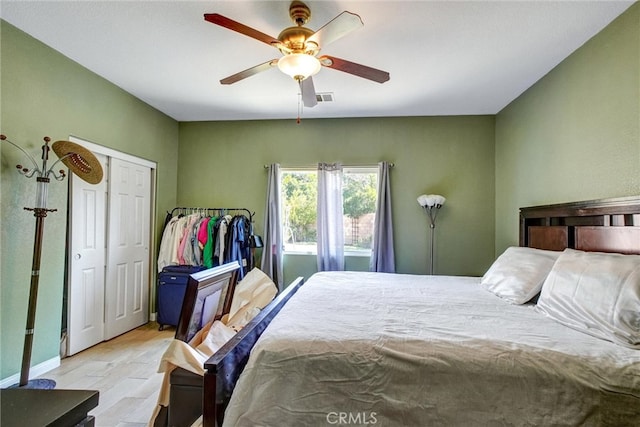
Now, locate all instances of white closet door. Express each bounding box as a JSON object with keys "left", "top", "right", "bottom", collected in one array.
[
  {"left": 68, "top": 153, "right": 108, "bottom": 355},
  {"left": 104, "top": 158, "right": 151, "bottom": 339}
]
